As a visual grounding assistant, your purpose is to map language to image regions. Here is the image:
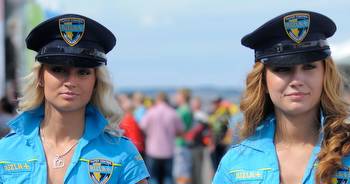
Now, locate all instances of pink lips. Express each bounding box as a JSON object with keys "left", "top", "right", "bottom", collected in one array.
[
  {"left": 285, "top": 92, "right": 310, "bottom": 100},
  {"left": 60, "top": 91, "right": 79, "bottom": 100}
]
